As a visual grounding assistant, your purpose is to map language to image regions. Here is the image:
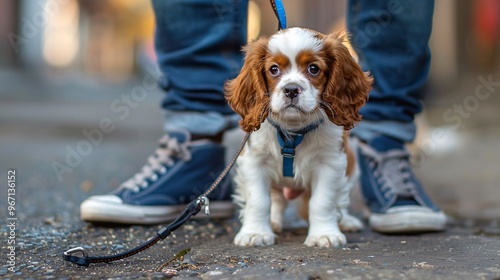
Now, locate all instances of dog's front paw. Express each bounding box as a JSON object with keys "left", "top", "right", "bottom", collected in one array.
[
  {"left": 304, "top": 232, "right": 346, "bottom": 248},
  {"left": 339, "top": 212, "right": 364, "bottom": 232},
  {"left": 234, "top": 230, "right": 276, "bottom": 246}
]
